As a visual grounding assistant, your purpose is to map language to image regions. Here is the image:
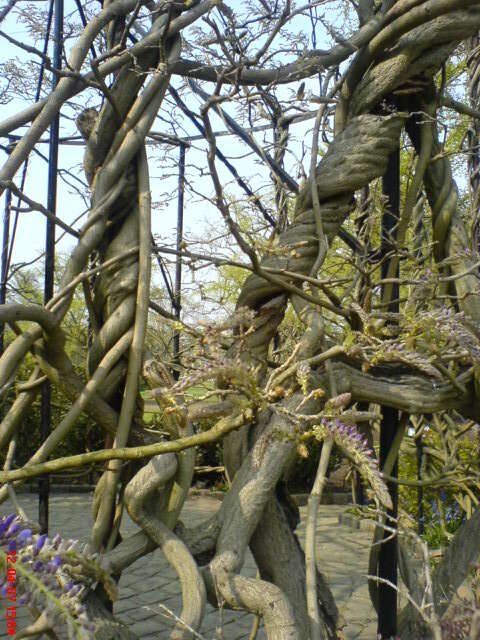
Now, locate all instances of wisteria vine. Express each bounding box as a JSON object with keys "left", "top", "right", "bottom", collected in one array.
[
  {"left": 311, "top": 419, "right": 392, "bottom": 510},
  {"left": 0, "top": 513, "right": 108, "bottom": 639}
]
